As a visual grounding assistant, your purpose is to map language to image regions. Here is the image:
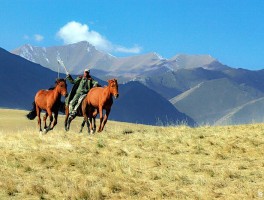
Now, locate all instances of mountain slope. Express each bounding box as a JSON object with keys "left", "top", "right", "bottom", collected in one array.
[
  {"left": 137, "top": 67, "right": 228, "bottom": 99},
  {"left": 223, "top": 68, "right": 264, "bottom": 93},
  {"left": 215, "top": 97, "right": 264, "bottom": 125},
  {"left": 170, "top": 78, "right": 264, "bottom": 125},
  {"left": 110, "top": 81, "right": 196, "bottom": 126},
  {"left": 0, "top": 47, "right": 61, "bottom": 109}
]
